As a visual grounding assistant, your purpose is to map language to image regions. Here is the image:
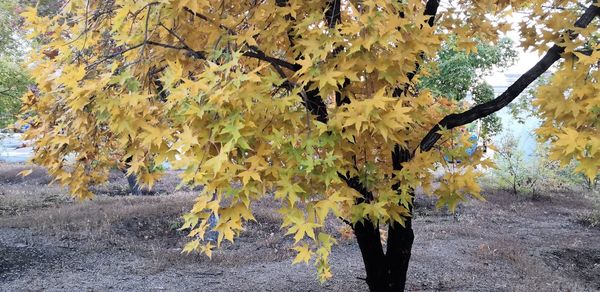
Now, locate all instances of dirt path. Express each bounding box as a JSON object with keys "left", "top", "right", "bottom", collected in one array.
[{"left": 1, "top": 164, "right": 599, "bottom": 291}]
